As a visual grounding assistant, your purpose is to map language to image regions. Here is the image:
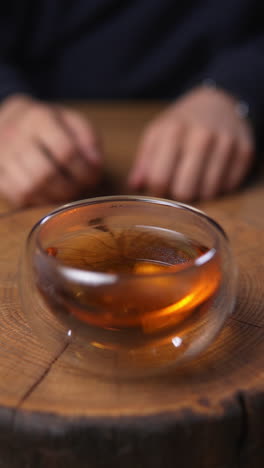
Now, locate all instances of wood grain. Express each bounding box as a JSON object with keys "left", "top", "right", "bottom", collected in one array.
[{"left": 0, "top": 102, "right": 263, "bottom": 468}]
